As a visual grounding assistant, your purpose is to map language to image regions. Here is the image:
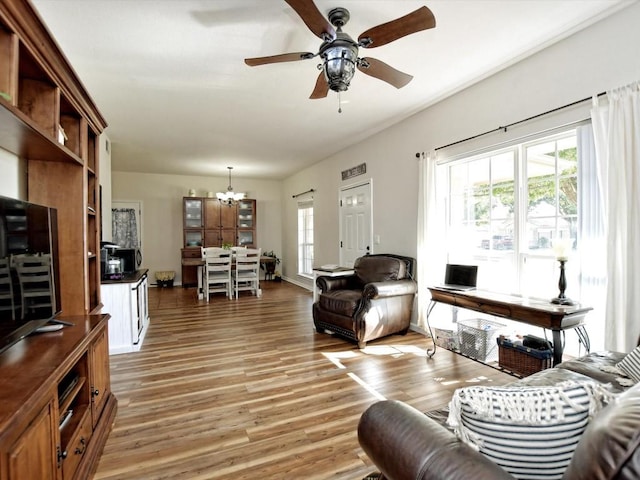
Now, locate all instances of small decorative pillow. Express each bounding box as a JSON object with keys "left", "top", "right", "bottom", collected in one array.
[
  {"left": 616, "top": 345, "right": 640, "bottom": 383},
  {"left": 446, "top": 382, "right": 614, "bottom": 480}
]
